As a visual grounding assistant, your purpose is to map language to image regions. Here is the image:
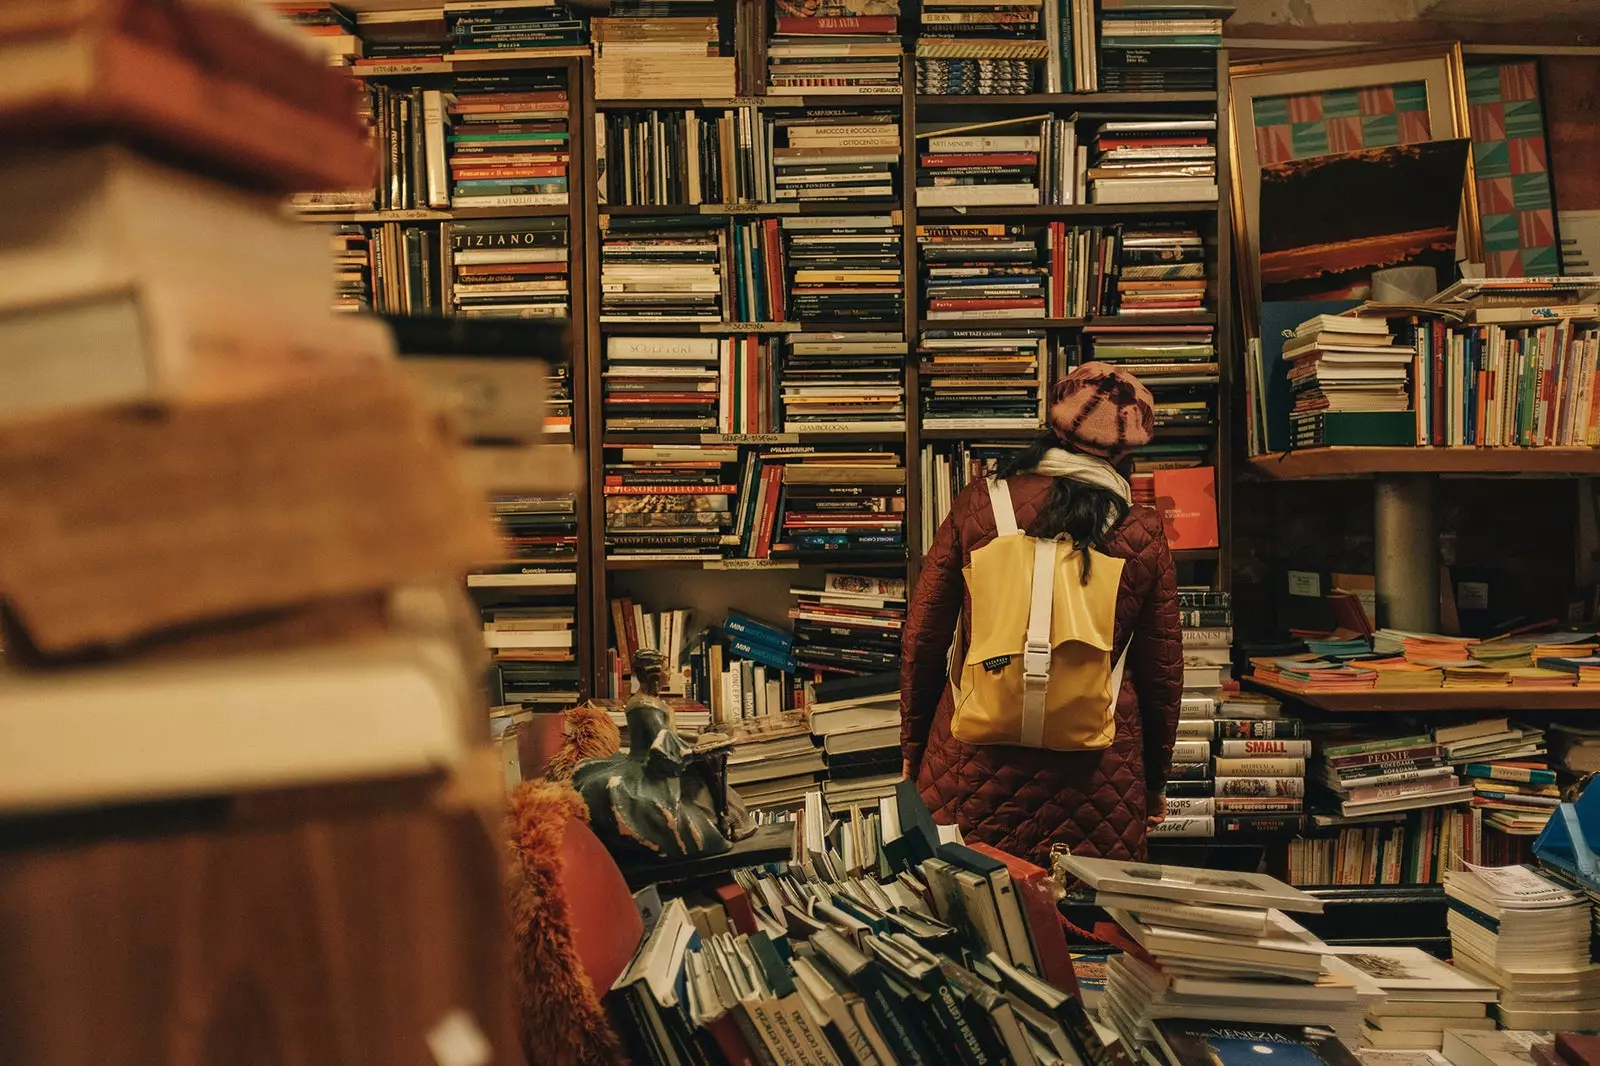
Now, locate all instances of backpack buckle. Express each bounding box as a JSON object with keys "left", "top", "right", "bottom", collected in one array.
[{"left": 1023, "top": 639, "right": 1052, "bottom": 679}]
